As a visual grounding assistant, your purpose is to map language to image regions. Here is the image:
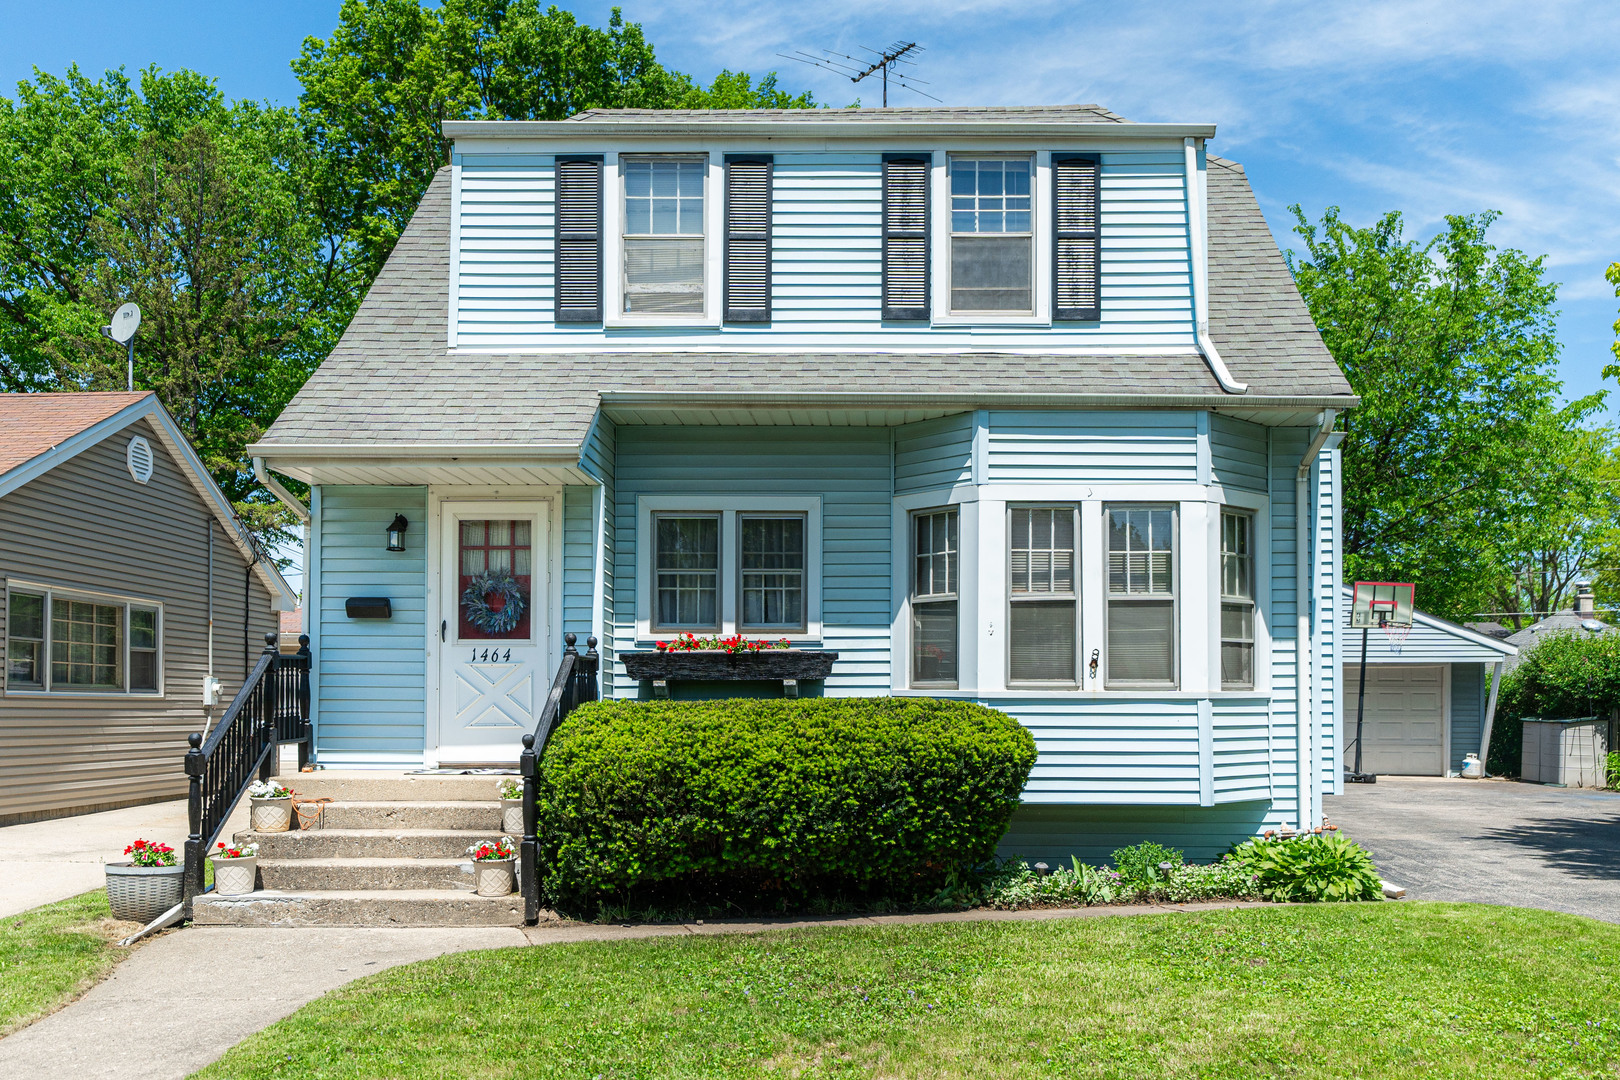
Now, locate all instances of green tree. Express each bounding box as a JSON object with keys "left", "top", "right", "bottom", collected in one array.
[
  {"left": 0, "top": 67, "right": 366, "bottom": 543},
  {"left": 293, "top": 0, "right": 813, "bottom": 279},
  {"left": 1289, "top": 207, "right": 1607, "bottom": 620}
]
